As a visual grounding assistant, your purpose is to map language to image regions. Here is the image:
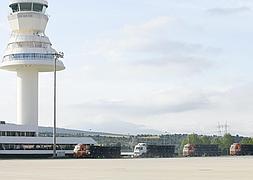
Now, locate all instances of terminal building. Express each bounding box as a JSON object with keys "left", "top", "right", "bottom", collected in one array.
[{"left": 0, "top": 0, "right": 96, "bottom": 158}]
